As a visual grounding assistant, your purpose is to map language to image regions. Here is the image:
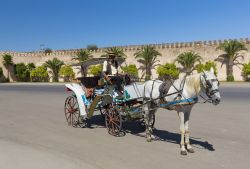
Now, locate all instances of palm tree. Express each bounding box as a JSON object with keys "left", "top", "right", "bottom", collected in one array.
[
  {"left": 0, "top": 67, "right": 4, "bottom": 81},
  {"left": 134, "top": 46, "right": 161, "bottom": 80},
  {"left": 216, "top": 40, "right": 248, "bottom": 81},
  {"left": 72, "top": 49, "right": 93, "bottom": 76},
  {"left": 2, "top": 54, "right": 14, "bottom": 81},
  {"left": 26, "top": 63, "right": 36, "bottom": 81},
  {"left": 104, "top": 47, "right": 126, "bottom": 58},
  {"left": 26, "top": 63, "right": 36, "bottom": 72},
  {"left": 44, "top": 58, "right": 64, "bottom": 82},
  {"left": 175, "top": 51, "right": 203, "bottom": 75}
]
